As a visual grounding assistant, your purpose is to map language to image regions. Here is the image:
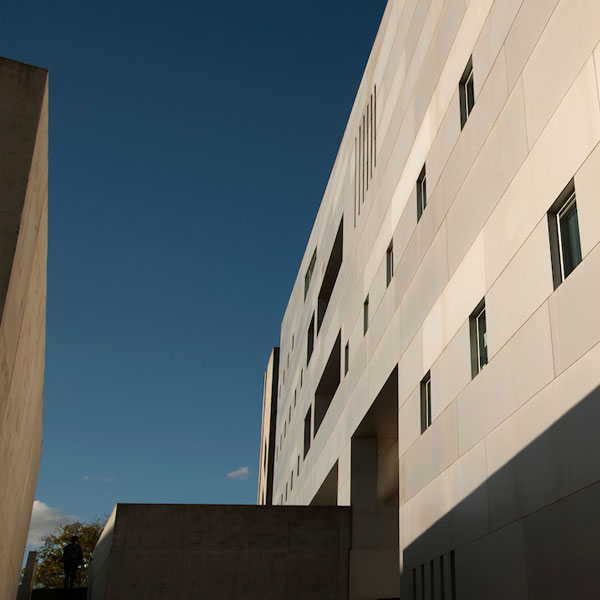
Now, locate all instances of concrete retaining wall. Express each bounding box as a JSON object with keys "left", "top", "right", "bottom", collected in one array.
[{"left": 89, "top": 503, "right": 351, "bottom": 600}]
